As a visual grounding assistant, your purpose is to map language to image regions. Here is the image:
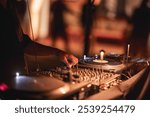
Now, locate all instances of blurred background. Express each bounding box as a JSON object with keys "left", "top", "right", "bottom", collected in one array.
[{"left": 15, "top": 0, "right": 150, "bottom": 58}]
